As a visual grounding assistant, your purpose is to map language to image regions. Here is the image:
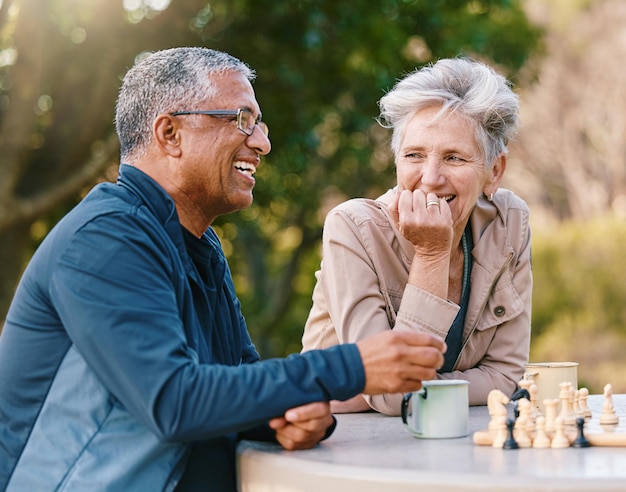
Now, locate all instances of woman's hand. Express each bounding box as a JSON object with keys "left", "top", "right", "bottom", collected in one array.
[
  {"left": 389, "top": 189, "right": 454, "bottom": 257},
  {"left": 389, "top": 188, "right": 456, "bottom": 300}
]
